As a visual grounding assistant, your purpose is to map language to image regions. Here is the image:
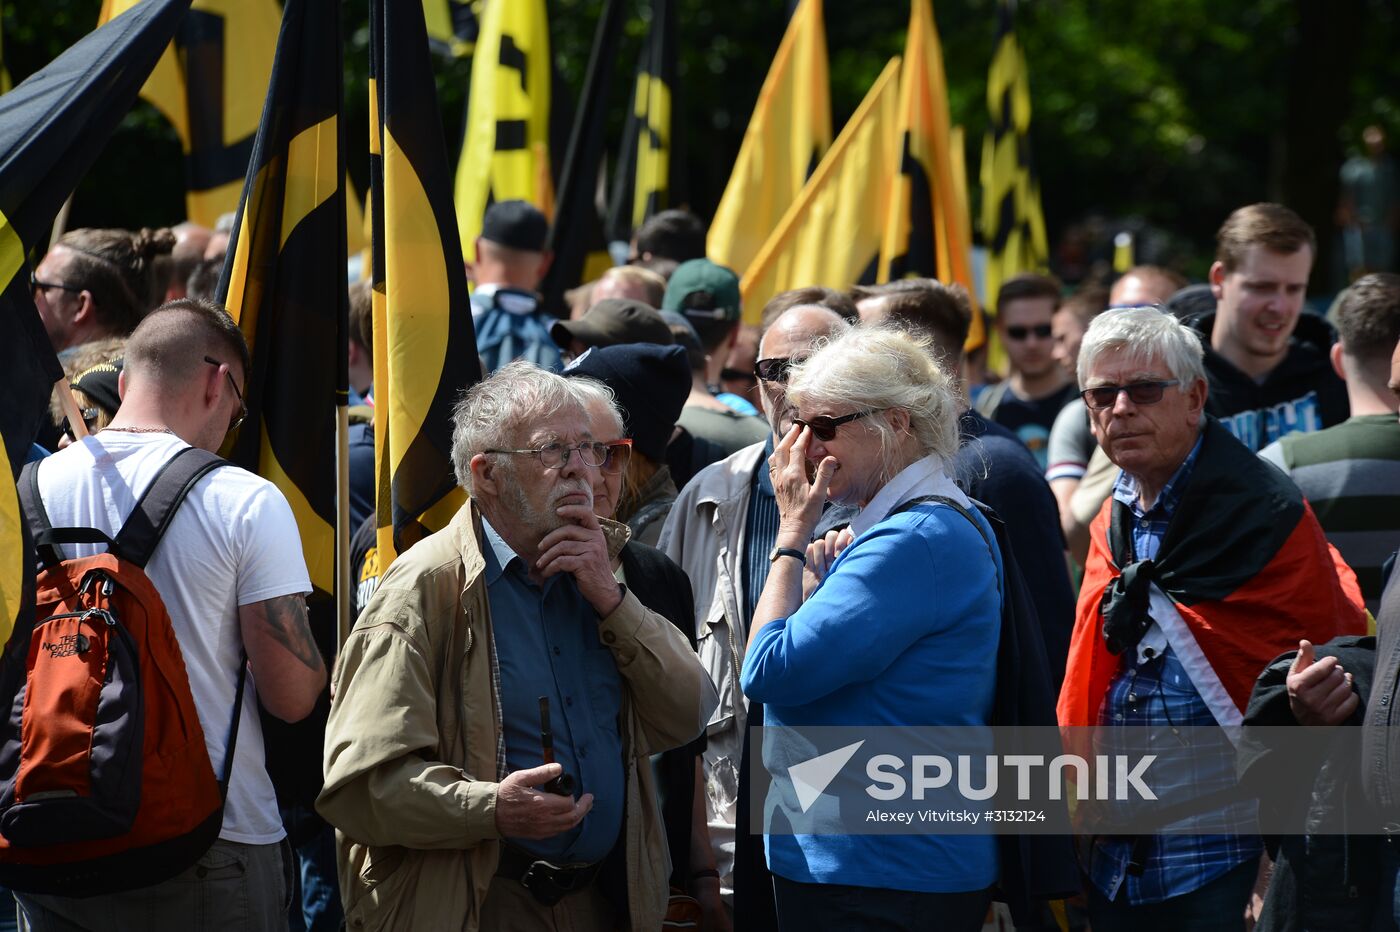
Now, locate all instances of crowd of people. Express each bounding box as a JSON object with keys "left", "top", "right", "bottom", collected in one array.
[{"left": 10, "top": 194, "right": 1400, "bottom": 932}]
